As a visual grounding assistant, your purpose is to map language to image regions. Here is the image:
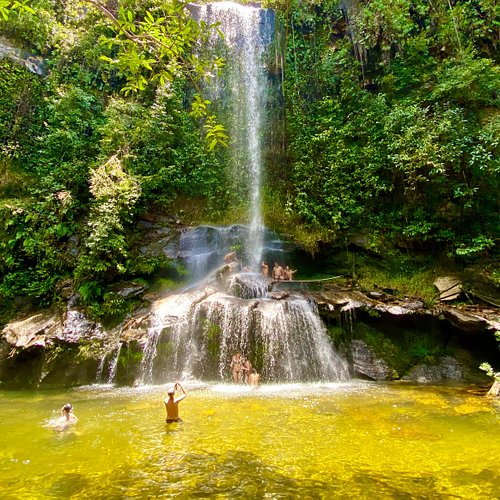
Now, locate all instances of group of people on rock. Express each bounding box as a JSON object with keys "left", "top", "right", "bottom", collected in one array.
[
  {"left": 220, "top": 252, "right": 297, "bottom": 283},
  {"left": 230, "top": 351, "right": 260, "bottom": 386},
  {"left": 261, "top": 261, "right": 297, "bottom": 281}
]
